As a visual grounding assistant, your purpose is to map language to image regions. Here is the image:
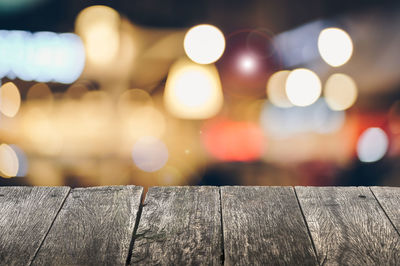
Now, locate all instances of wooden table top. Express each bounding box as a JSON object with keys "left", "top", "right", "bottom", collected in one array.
[{"left": 0, "top": 186, "right": 399, "bottom": 265}]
